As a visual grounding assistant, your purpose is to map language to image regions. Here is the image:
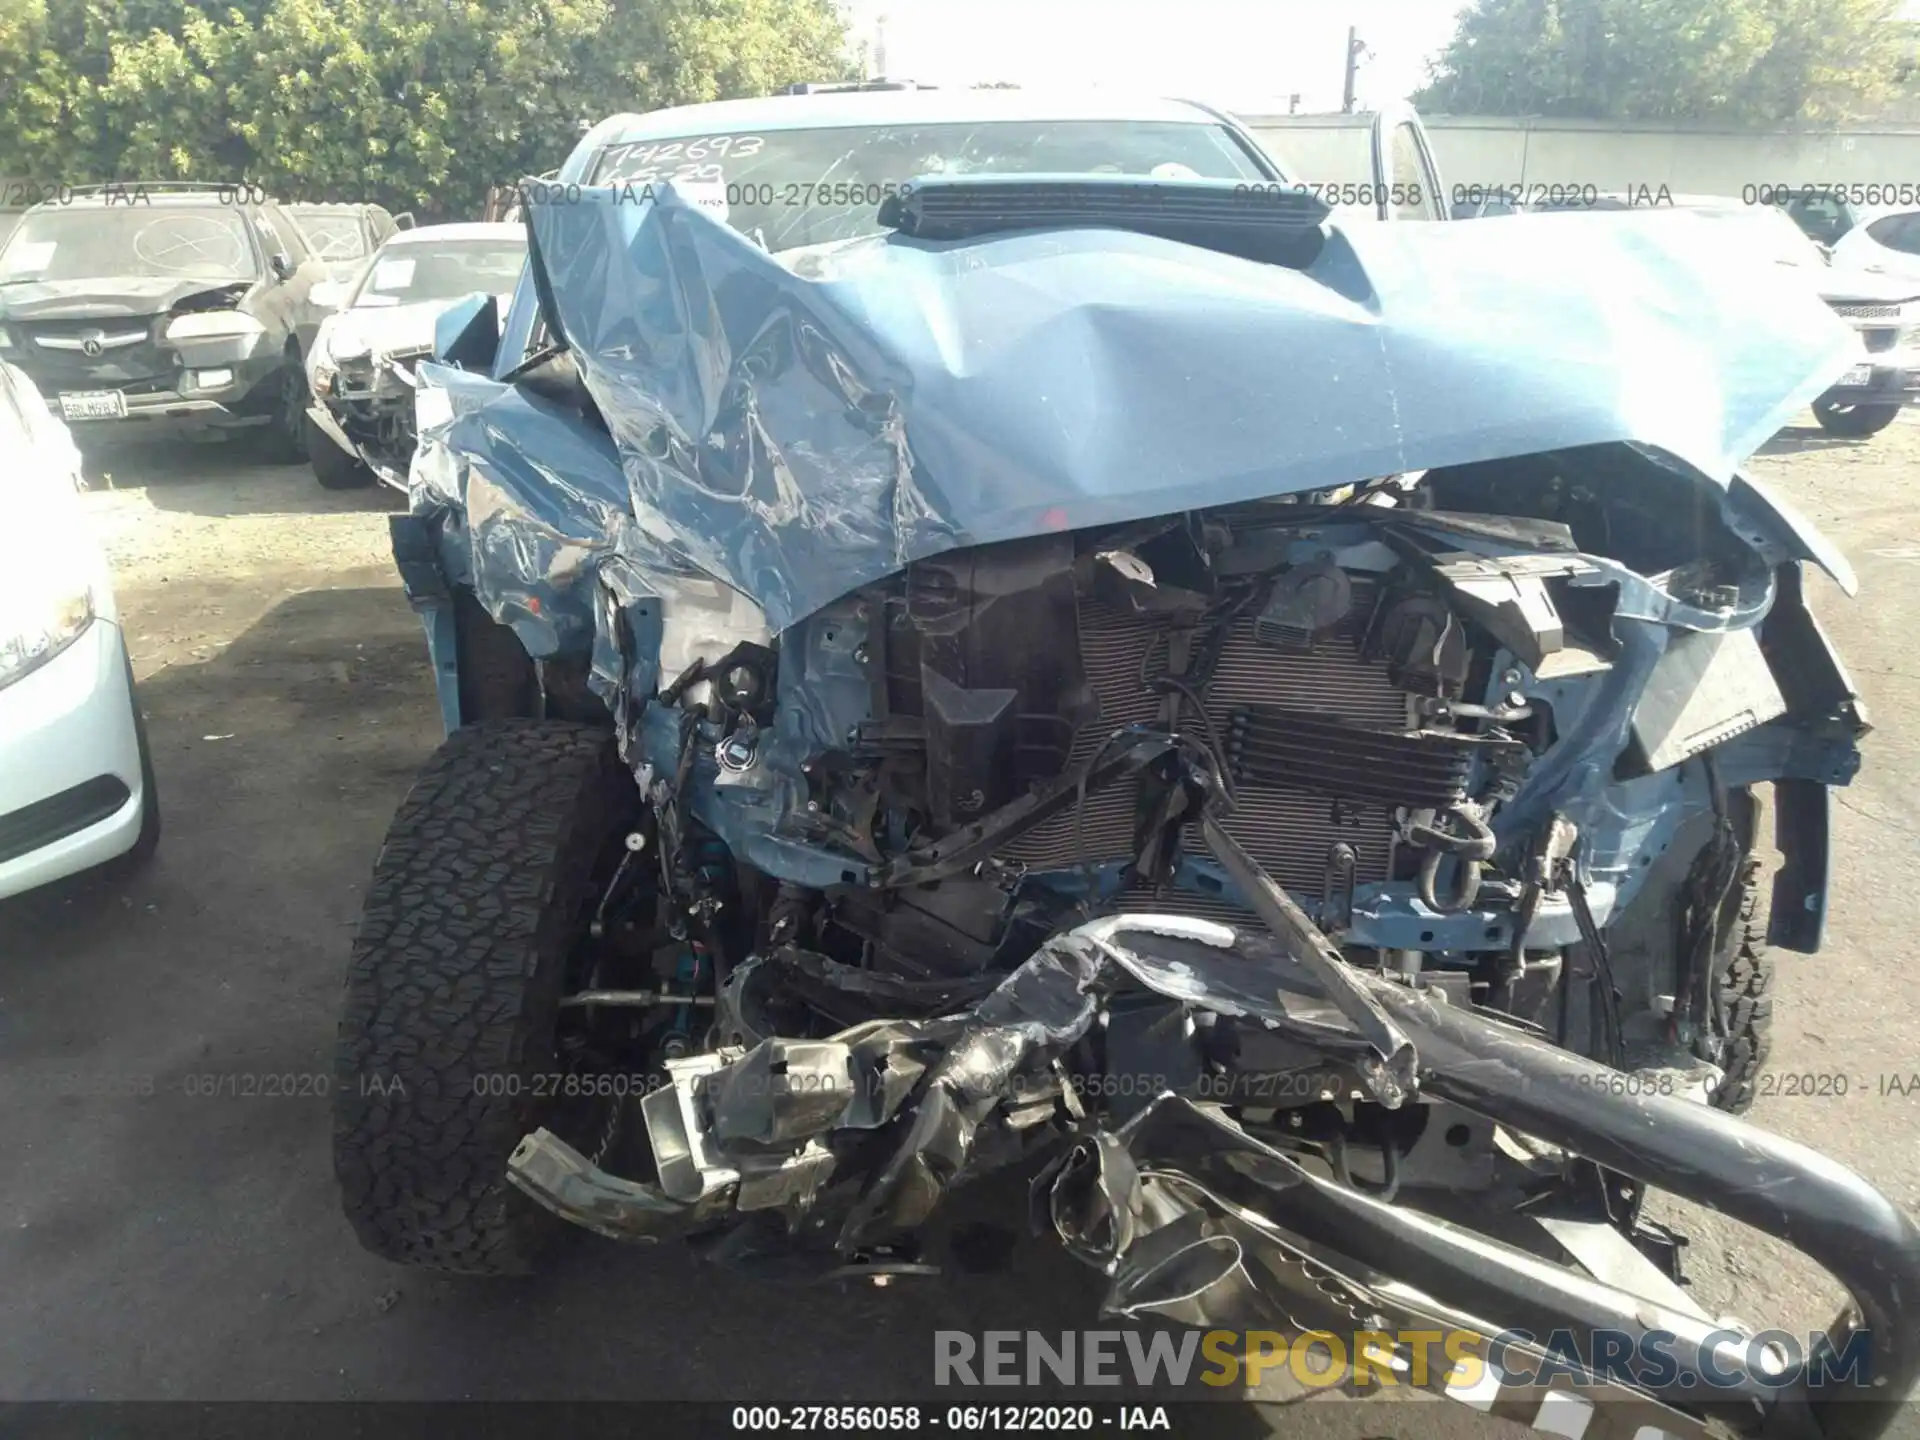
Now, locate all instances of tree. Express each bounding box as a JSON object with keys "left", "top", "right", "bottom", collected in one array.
[
  {"left": 1414, "top": 0, "right": 1908, "bottom": 123},
  {"left": 0, "top": 0, "right": 852, "bottom": 218}
]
